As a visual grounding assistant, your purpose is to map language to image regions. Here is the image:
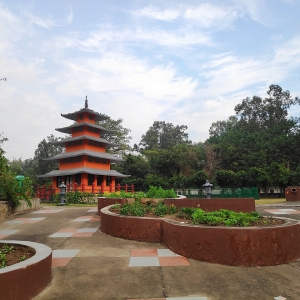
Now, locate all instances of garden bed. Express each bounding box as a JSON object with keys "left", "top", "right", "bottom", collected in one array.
[
  {"left": 0, "top": 241, "right": 52, "bottom": 300},
  {"left": 100, "top": 204, "right": 300, "bottom": 267}
]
